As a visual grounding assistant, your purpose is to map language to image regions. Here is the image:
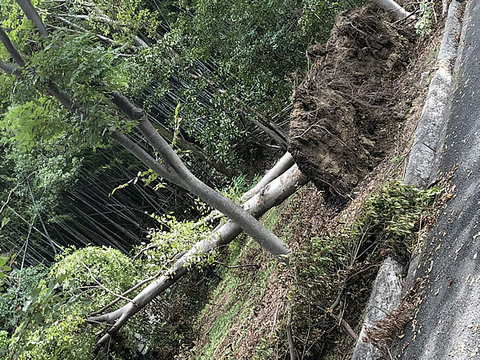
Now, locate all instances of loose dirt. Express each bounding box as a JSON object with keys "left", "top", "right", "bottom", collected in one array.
[{"left": 289, "top": 4, "right": 416, "bottom": 201}]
